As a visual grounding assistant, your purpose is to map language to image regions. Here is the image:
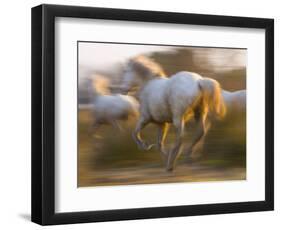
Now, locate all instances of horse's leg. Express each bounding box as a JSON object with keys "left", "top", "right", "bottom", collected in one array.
[
  {"left": 133, "top": 117, "right": 154, "bottom": 150},
  {"left": 166, "top": 117, "right": 185, "bottom": 171},
  {"left": 190, "top": 119, "right": 211, "bottom": 159},
  {"left": 109, "top": 119, "right": 123, "bottom": 132},
  {"left": 157, "top": 123, "right": 170, "bottom": 163},
  {"left": 185, "top": 109, "right": 209, "bottom": 160}
]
